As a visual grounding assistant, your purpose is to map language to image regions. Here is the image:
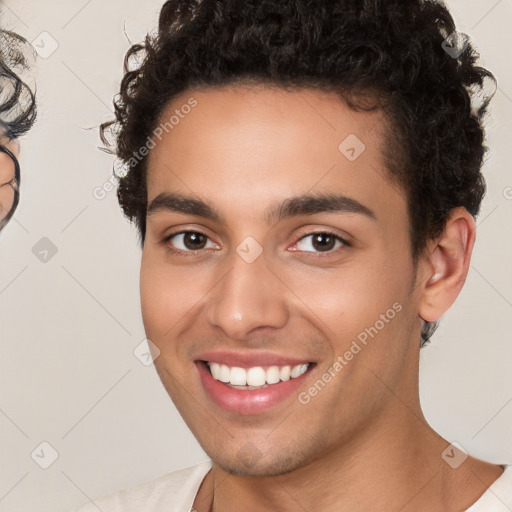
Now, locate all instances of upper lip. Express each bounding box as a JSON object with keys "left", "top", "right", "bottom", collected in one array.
[{"left": 195, "top": 351, "right": 313, "bottom": 368}]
